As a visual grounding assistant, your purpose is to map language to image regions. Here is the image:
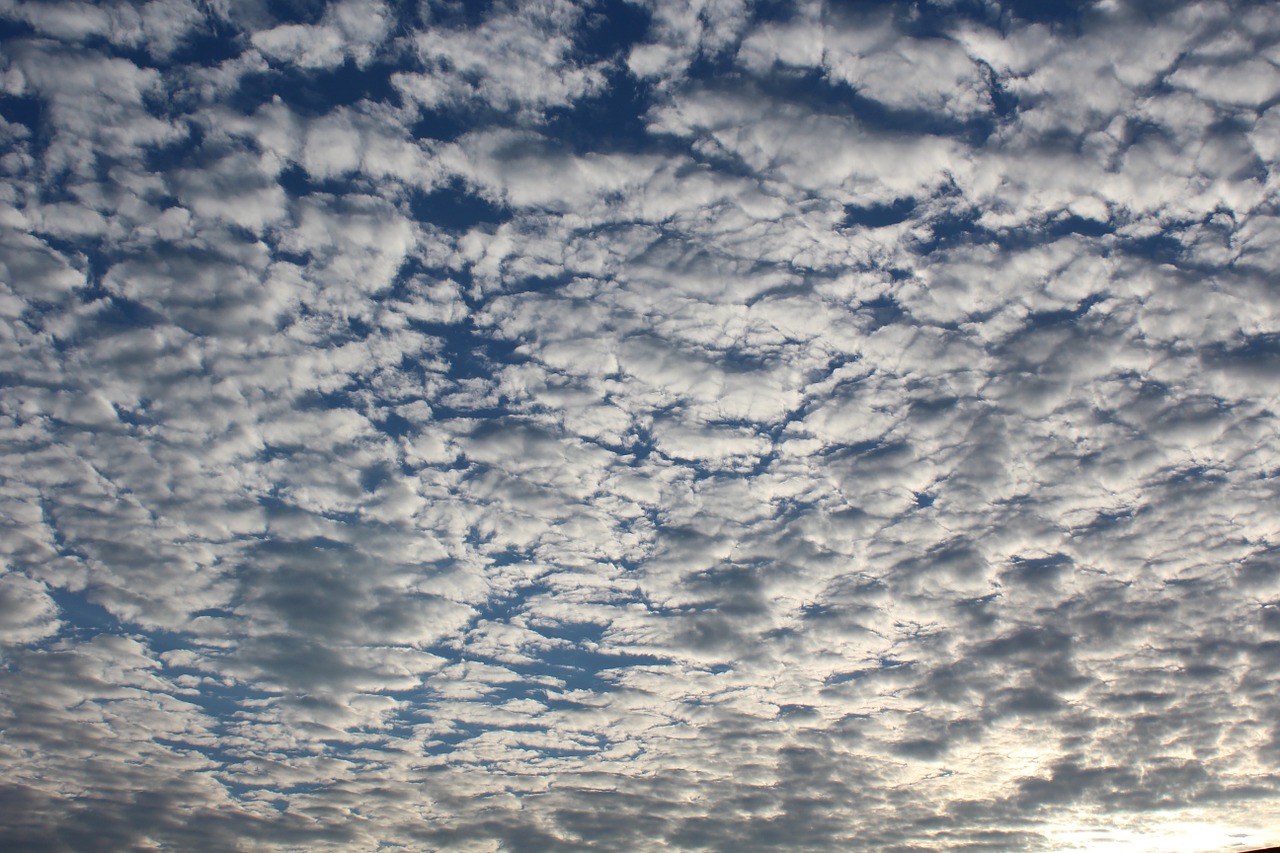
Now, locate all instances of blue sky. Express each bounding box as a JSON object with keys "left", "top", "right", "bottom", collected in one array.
[{"left": 2, "top": 0, "right": 1280, "bottom": 850}]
